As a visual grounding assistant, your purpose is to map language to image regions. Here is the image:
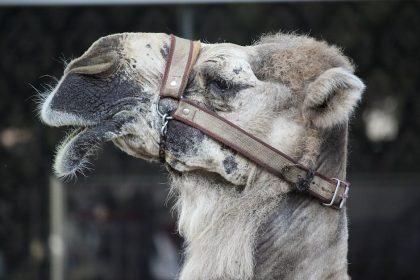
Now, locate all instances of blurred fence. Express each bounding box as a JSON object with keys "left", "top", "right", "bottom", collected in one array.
[{"left": 53, "top": 175, "right": 178, "bottom": 280}]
